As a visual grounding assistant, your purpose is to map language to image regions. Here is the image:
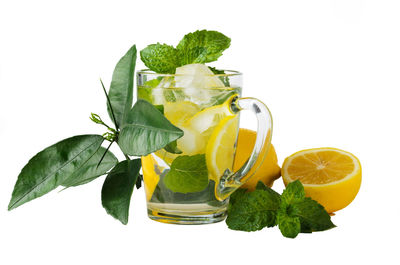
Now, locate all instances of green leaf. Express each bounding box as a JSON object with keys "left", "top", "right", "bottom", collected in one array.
[
  {"left": 255, "top": 181, "right": 281, "bottom": 201},
  {"left": 163, "top": 154, "right": 209, "bottom": 193},
  {"left": 176, "top": 30, "right": 231, "bottom": 65},
  {"left": 281, "top": 180, "right": 306, "bottom": 205},
  {"left": 118, "top": 99, "right": 183, "bottom": 156},
  {"left": 209, "top": 67, "right": 231, "bottom": 87},
  {"left": 140, "top": 43, "right": 181, "bottom": 74},
  {"left": 101, "top": 159, "right": 141, "bottom": 225},
  {"left": 227, "top": 188, "right": 247, "bottom": 213},
  {"left": 154, "top": 104, "right": 164, "bottom": 114},
  {"left": 150, "top": 173, "right": 216, "bottom": 204},
  {"left": 107, "top": 45, "right": 137, "bottom": 128},
  {"left": 290, "top": 197, "right": 336, "bottom": 232},
  {"left": 61, "top": 147, "right": 118, "bottom": 188},
  {"left": 226, "top": 189, "right": 280, "bottom": 232},
  {"left": 8, "top": 135, "right": 104, "bottom": 210},
  {"left": 163, "top": 140, "right": 182, "bottom": 154},
  {"left": 277, "top": 212, "right": 301, "bottom": 238},
  {"left": 278, "top": 181, "right": 335, "bottom": 235}
]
